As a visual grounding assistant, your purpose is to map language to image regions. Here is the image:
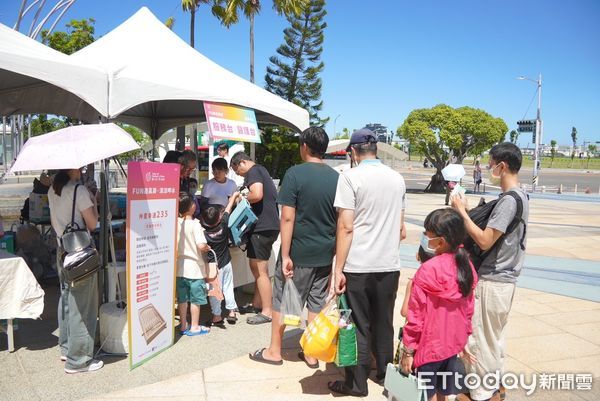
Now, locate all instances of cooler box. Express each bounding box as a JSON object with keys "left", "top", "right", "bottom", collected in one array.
[{"left": 227, "top": 198, "right": 257, "bottom": 246}]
